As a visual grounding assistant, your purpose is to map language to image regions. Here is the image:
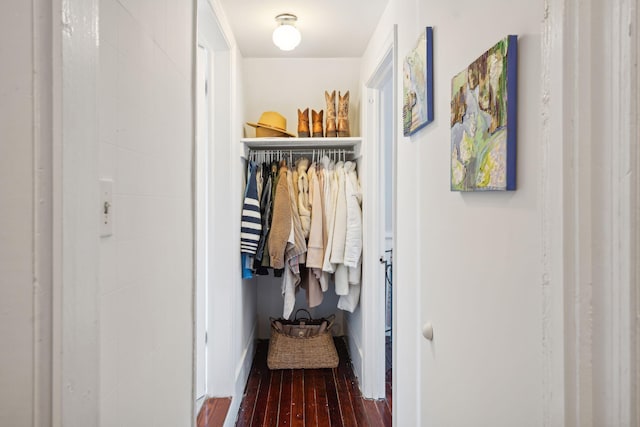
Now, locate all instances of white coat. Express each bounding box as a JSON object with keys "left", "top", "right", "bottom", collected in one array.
[
  {"left": 337, "top": 283, "right": 361, "bottom": 313},
  {"left": 330, "top": 161, "right": 347, "bottom": 264},
  {"left": 340, "top": 161, "right": 362, "bottom": 307},
  {"left": 330, "top": 162, "right": 349, "bottom": 295},
  {"left": 322, "top": 160, "right": 338, "bottom": 274},
  {"left": 343, "top": 161, "right": 362, "bottom": 269}
]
